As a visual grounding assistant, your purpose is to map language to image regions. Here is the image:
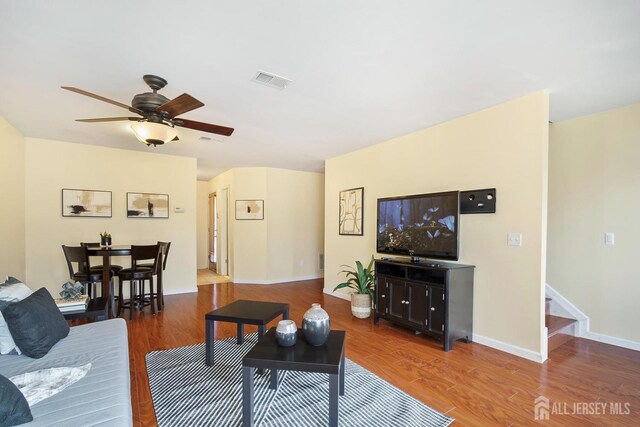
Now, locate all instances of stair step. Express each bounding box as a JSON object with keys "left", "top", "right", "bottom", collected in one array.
[
  {"left": 547, "top": 315, "right": 577, "bottom": 353},
  {"left": 546, "top": 315, "right": 575, "bottom": 334}
]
